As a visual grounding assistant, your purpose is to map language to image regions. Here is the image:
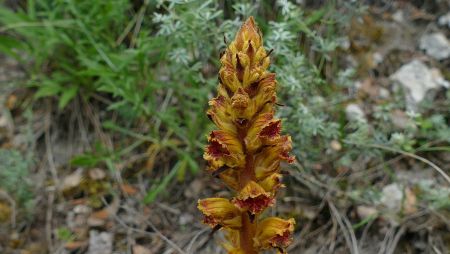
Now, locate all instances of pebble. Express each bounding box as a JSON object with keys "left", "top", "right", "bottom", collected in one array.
[
  {"left": 390, "top": 60, "right": 449, "bottom": 109},
  {"left": 345, "top": 103, "right": 366, "bottom": 123},
  {"left": 419, "top": 33, "right": 450, "bottom": 60},
  {"left": 438, "top": 12, "right": 450, "bottom": 28},
  {"left": 380, "top": 183, "right": 403, "bottom": 213},
  {"left": 178, "top": 213, "right": 194, "bottom": 226},
  {"left": 87, "top": 231, "right": 113, "bottom": 254}
]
